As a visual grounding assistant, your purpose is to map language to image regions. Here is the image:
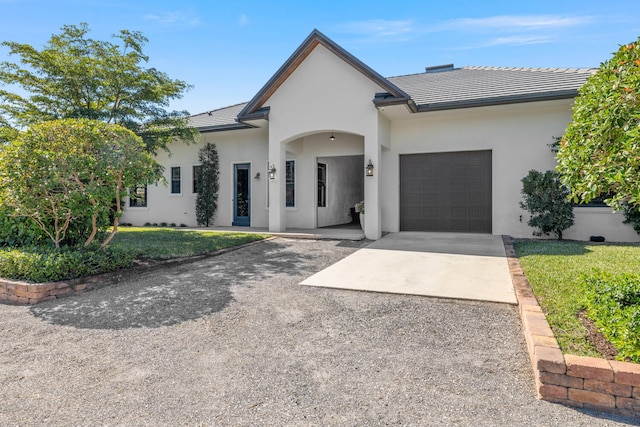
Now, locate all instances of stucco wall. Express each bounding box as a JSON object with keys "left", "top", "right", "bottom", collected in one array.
[
  {"left": 317, "top": 155, "right": 364, "bottom": 227},
  {"left": 121, "top": 127, "right": 269, "bottom": 227},
  {"left": 382, "top": 99, "right": 640, "bottom": 242}
]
